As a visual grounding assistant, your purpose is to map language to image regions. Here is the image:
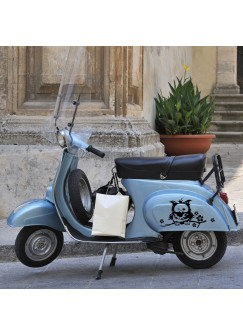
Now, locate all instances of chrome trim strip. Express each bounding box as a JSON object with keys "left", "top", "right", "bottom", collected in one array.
[
  {"left": 64, "top": 224, "right": 144, "bottom": 244},
  {"left": 13, "top": 200, "right": 40, "bottom": 214}
]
